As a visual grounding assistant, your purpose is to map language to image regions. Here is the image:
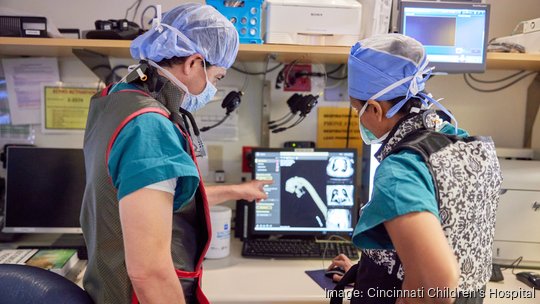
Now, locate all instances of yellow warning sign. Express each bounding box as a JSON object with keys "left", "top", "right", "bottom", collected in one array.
[
  {"left": 43, "top": 86, "right": 94, "bottom": 131},
  {"left": 317, "top": 107, "right": 362, "bottom": 151}
]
